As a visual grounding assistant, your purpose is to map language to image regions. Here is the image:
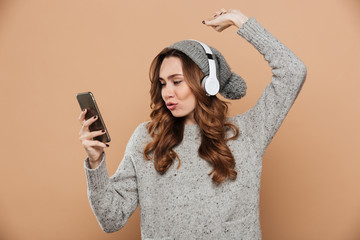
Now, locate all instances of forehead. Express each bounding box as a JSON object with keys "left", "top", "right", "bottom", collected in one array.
[{"left": 159, "top": 57, "right": 183, "bottom": 78}]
